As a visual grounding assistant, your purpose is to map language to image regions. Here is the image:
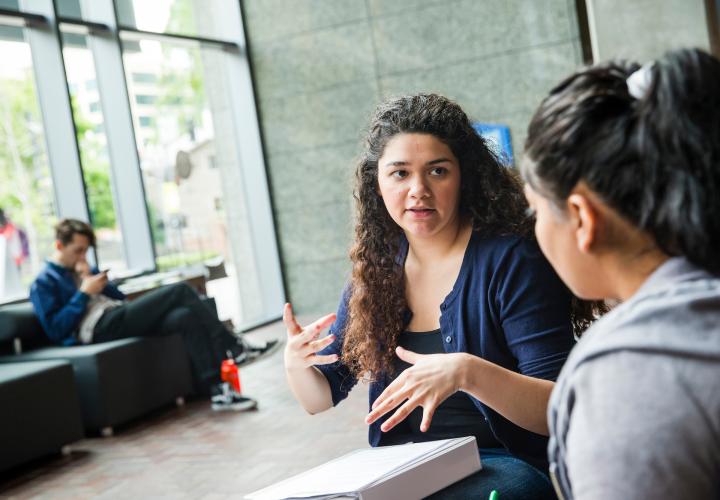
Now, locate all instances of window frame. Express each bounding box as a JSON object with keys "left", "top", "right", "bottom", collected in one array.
[{"left": 0, "top": 0, "right": 286, "bottom": 328}]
